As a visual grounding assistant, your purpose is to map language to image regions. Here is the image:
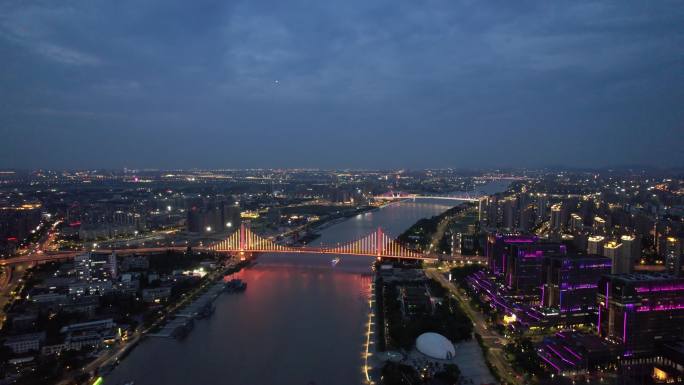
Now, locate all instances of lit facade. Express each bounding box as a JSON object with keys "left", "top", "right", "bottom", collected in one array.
[
  {"left": 587, "top": 235, "right": 605, "bottom": 255},
  {"left": 543, "top": 254, "right": 611, "bottom": 313},
  {"left": 597, "top": 273, "right": 684, "bottom": 356}
]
